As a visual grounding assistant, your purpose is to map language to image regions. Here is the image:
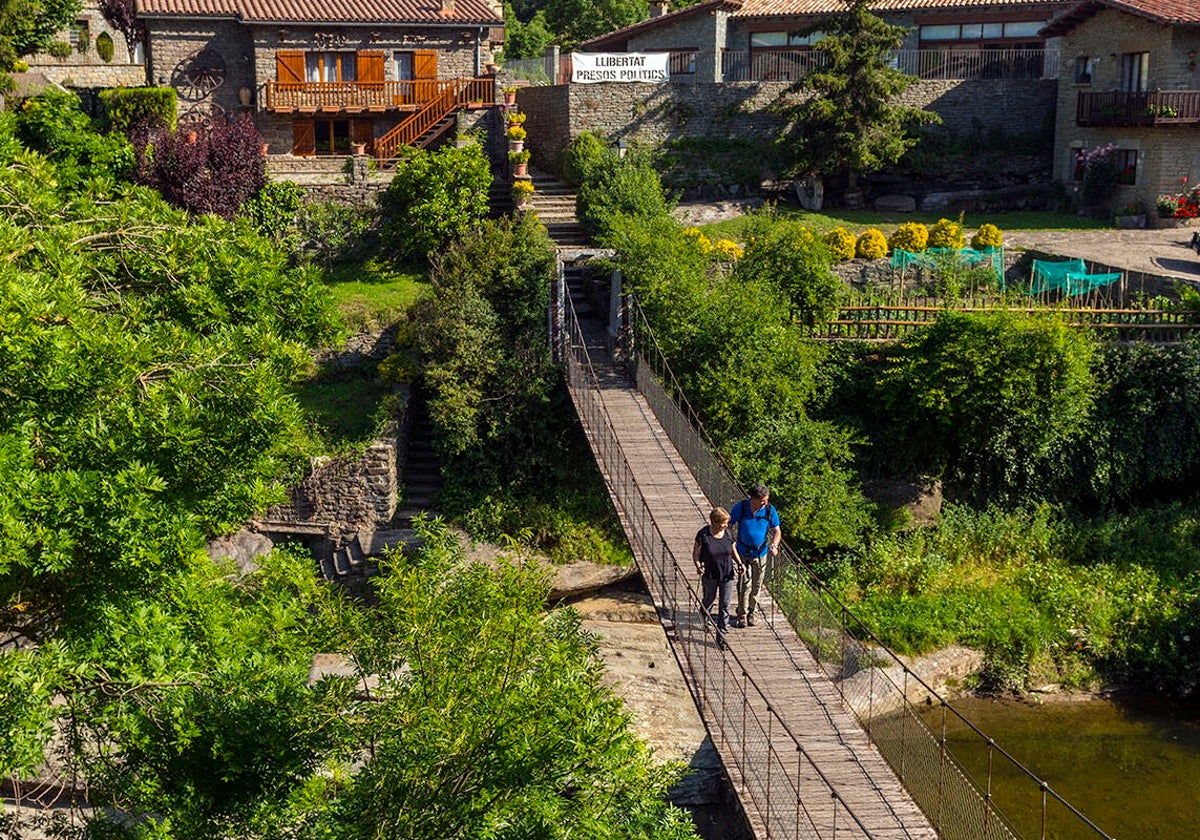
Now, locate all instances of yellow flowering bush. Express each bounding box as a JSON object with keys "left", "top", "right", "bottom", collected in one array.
[
  {"left": 683, "top": 226, "right": 714, "bottom": 253},
  {"left": 856, "top": 228, "right": 888, "bottom": 259},
  {"left": 928, "top": 218, "right": 965, "bottom": 249},
  {"left": 971, "top": 223, "right": 1004, "bottom": 250},
  {"left": 512, "top": 179, "right": 535, "bottom": 196},
  {"left": 712, "top": 238, "right": 743, "bottom": 261},
  {"left": 824, "top": 226, "right": 856, "bottom": 261},
  {"left": 888, "top": 222, "right": 928, "bottom": 253}
]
